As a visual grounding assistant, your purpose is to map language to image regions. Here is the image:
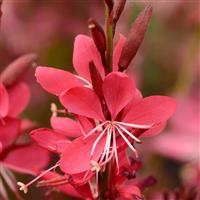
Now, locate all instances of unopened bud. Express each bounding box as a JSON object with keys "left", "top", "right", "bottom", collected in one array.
[
  {"left": 113, "top": 0, "right": 127, "bottom": 24},
  {"left": 0, "top": 0, "right": 2, "bottom": 26},
  {"left": 0, "top": 53, "right": 38, "bottom": 86},
  {"left": 118, "top": 5, "right": 153, "bottom": 71},
  {"left": 104, "top": 0, "right": 114, "bottom": 13},
  {"left": 88, "top": 18, "right": 106, "bottom": 55},
  {"left": 89, "top": 61, "right": 104, "bottom": 102}
]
